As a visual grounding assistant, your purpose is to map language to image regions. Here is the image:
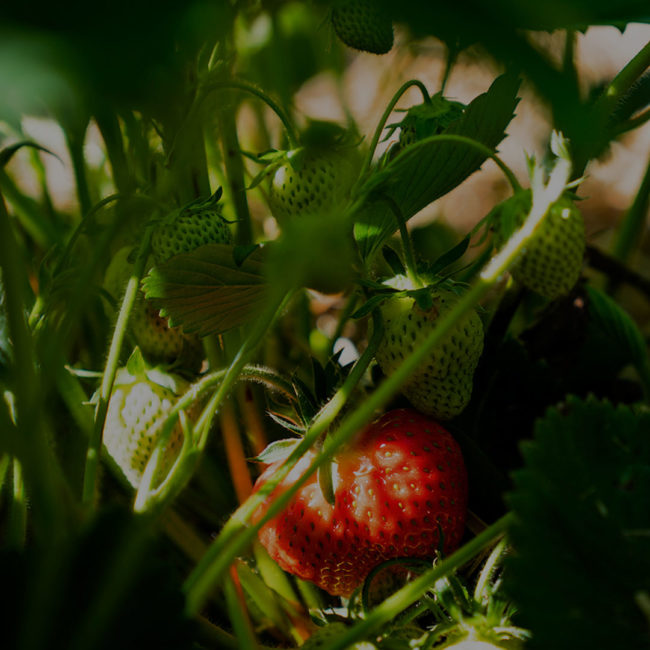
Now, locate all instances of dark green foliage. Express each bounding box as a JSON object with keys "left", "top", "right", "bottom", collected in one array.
[
  {"left": 505, "top": 397, "right": 650, "bottom": 650},
  {"left": 0, "top": 507, "right": 195, "bottom": 650}
]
